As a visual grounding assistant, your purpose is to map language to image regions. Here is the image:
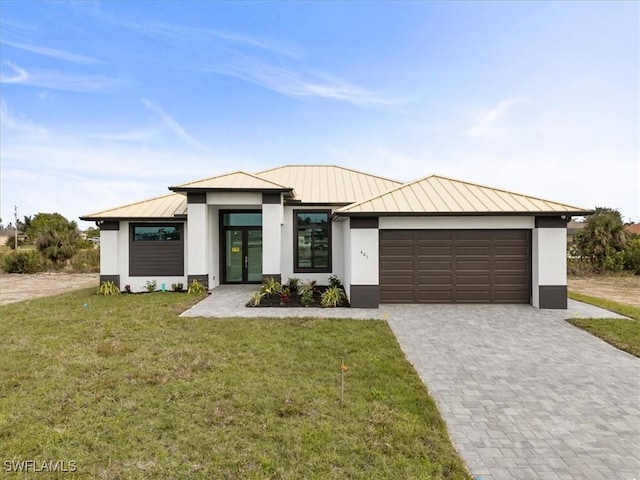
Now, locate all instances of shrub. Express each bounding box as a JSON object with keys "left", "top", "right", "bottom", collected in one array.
[
  {"left": 300, "top": 289, "right": 314, "bottom": 307},
  {"left": 260, "top": 277, "right": 282, "bottom": 296},
  {"left": 298, "top": 280, "right": 317, "bottom": 296},
  {"left": 1, "top": 250, "right": 44, "bottom": 273},
  {"left": 248, "top": 291, "right": 265, "bottom": 306},
  {"left": 320, "top": 286, "right": 346, "bottom": 307},
  {"left": 171, "top": 282, "right": 184, "bottom": 292},
  {"left": 329, "top": 274, "right": 342, "bottom": 288},
  {"left": 4, "top": 235, "right": 25, "bottom": 250},
  {"left": 97, "top": 281, "right": 120, "bottom": 296},
  {"left": 624, "top": 237, "right": 640, "bottom": 274},
  {"left": 279, "top": 287, "right": 291, "bottom": 305},
  {"left": 69, "top": 248, "right": 100, "bottom": 272},
  {"left": 187, "top": 279, "right": 207, "bottom": 295},
  {"left": 286, "top": 277, "right": 300, "bottom": 291},
  {"left": 145, "top": 280, "right": 157, "bottom": 293}
]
